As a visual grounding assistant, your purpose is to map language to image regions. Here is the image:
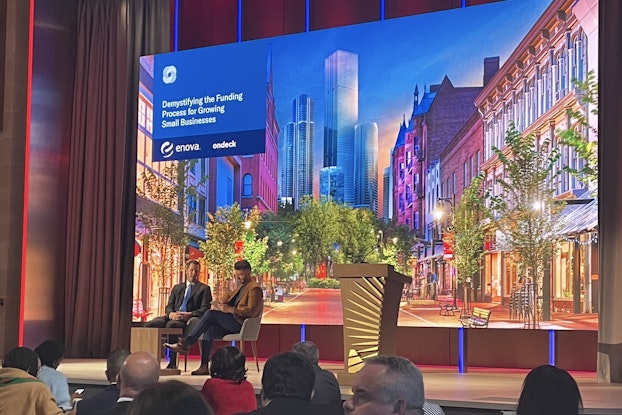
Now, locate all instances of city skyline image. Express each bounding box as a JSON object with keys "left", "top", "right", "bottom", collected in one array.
[{"left": 269, "top": 0, "right": 553, "bottom": 215}]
